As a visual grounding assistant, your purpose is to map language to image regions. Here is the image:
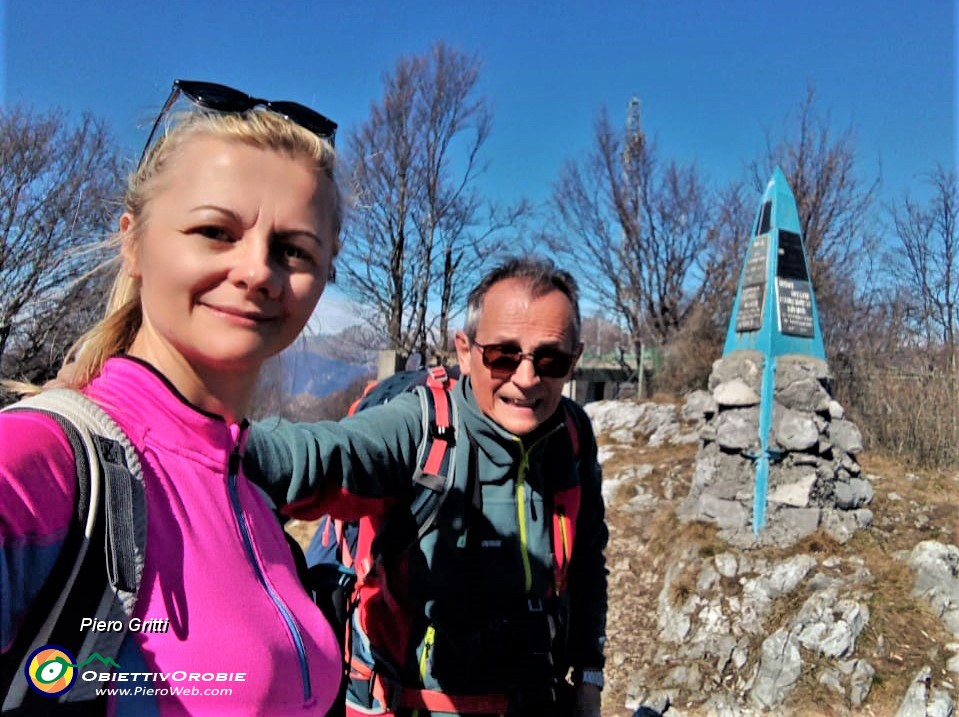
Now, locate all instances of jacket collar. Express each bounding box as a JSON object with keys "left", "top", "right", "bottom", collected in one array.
[
  {"left": 85, "top": 356, "right": 248, "bottom": 466},
  {"left": 453, "top": 377, "right": 566, "bottom": 467}
]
